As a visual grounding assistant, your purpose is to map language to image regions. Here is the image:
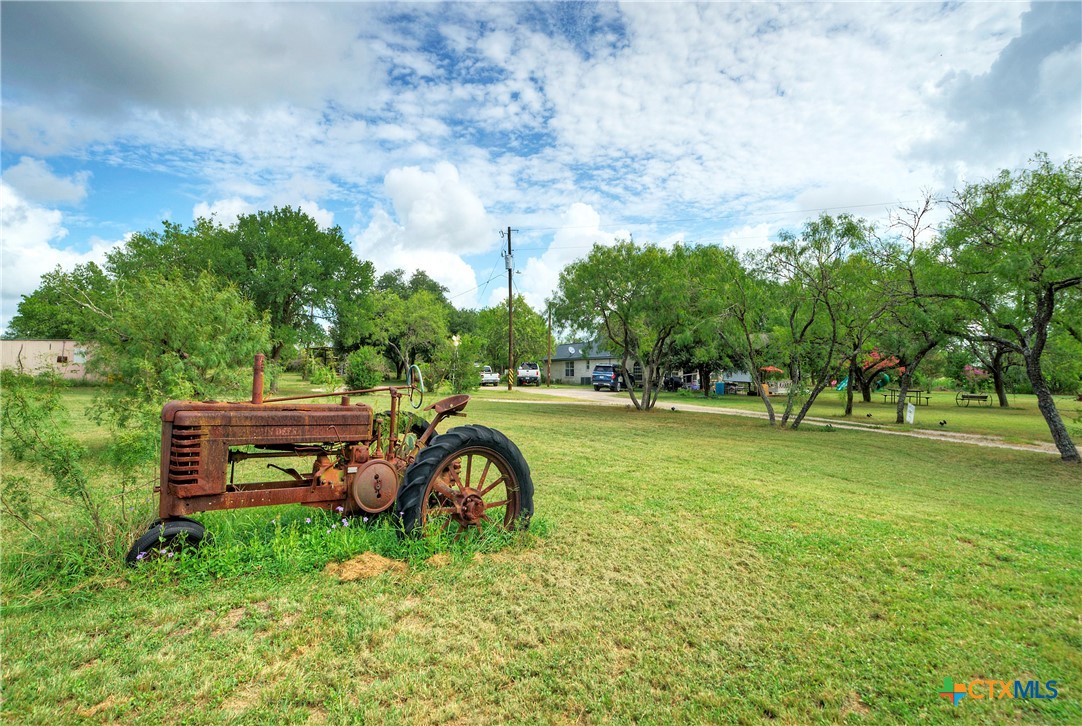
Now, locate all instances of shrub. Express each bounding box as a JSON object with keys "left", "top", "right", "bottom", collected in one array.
[
  {"left": 428, "top": 335, "right": 481, "bottom": 394},
  {"left": 344, "top": 346, "right": 387, "bottom": 391},
  {"left": 1, "top": 370, "right": 155, "bottom": 583}
]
